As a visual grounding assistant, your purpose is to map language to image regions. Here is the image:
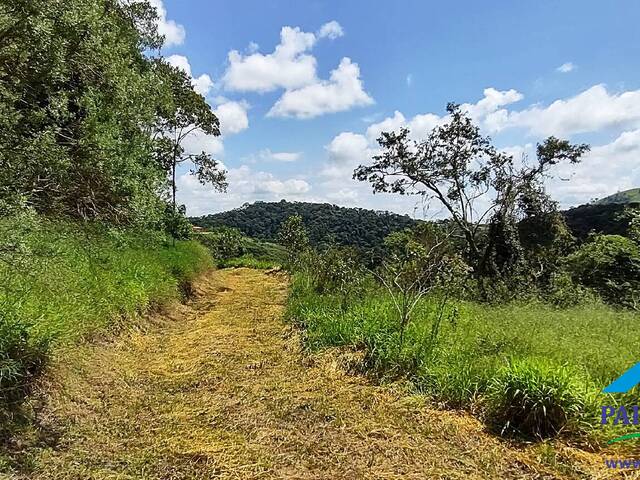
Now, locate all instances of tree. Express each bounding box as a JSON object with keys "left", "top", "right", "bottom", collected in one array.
[
  {"left": 376, "top": 224, "right": 466, "bottom": 345},
  {"left": 354, "top": 103, "right": 589, "bottom": 281},
  {"left": 278, "top": 215, "right": 309, "bottom": 269},
  {"left": 566, "top": 234, "right": 640, "bottom": 308},
  {"left": 0, "top": 0, "right": 167, "bottom": 224},
  {"left": 153, "top": 61, "right": 227, "bottom": 240}
]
